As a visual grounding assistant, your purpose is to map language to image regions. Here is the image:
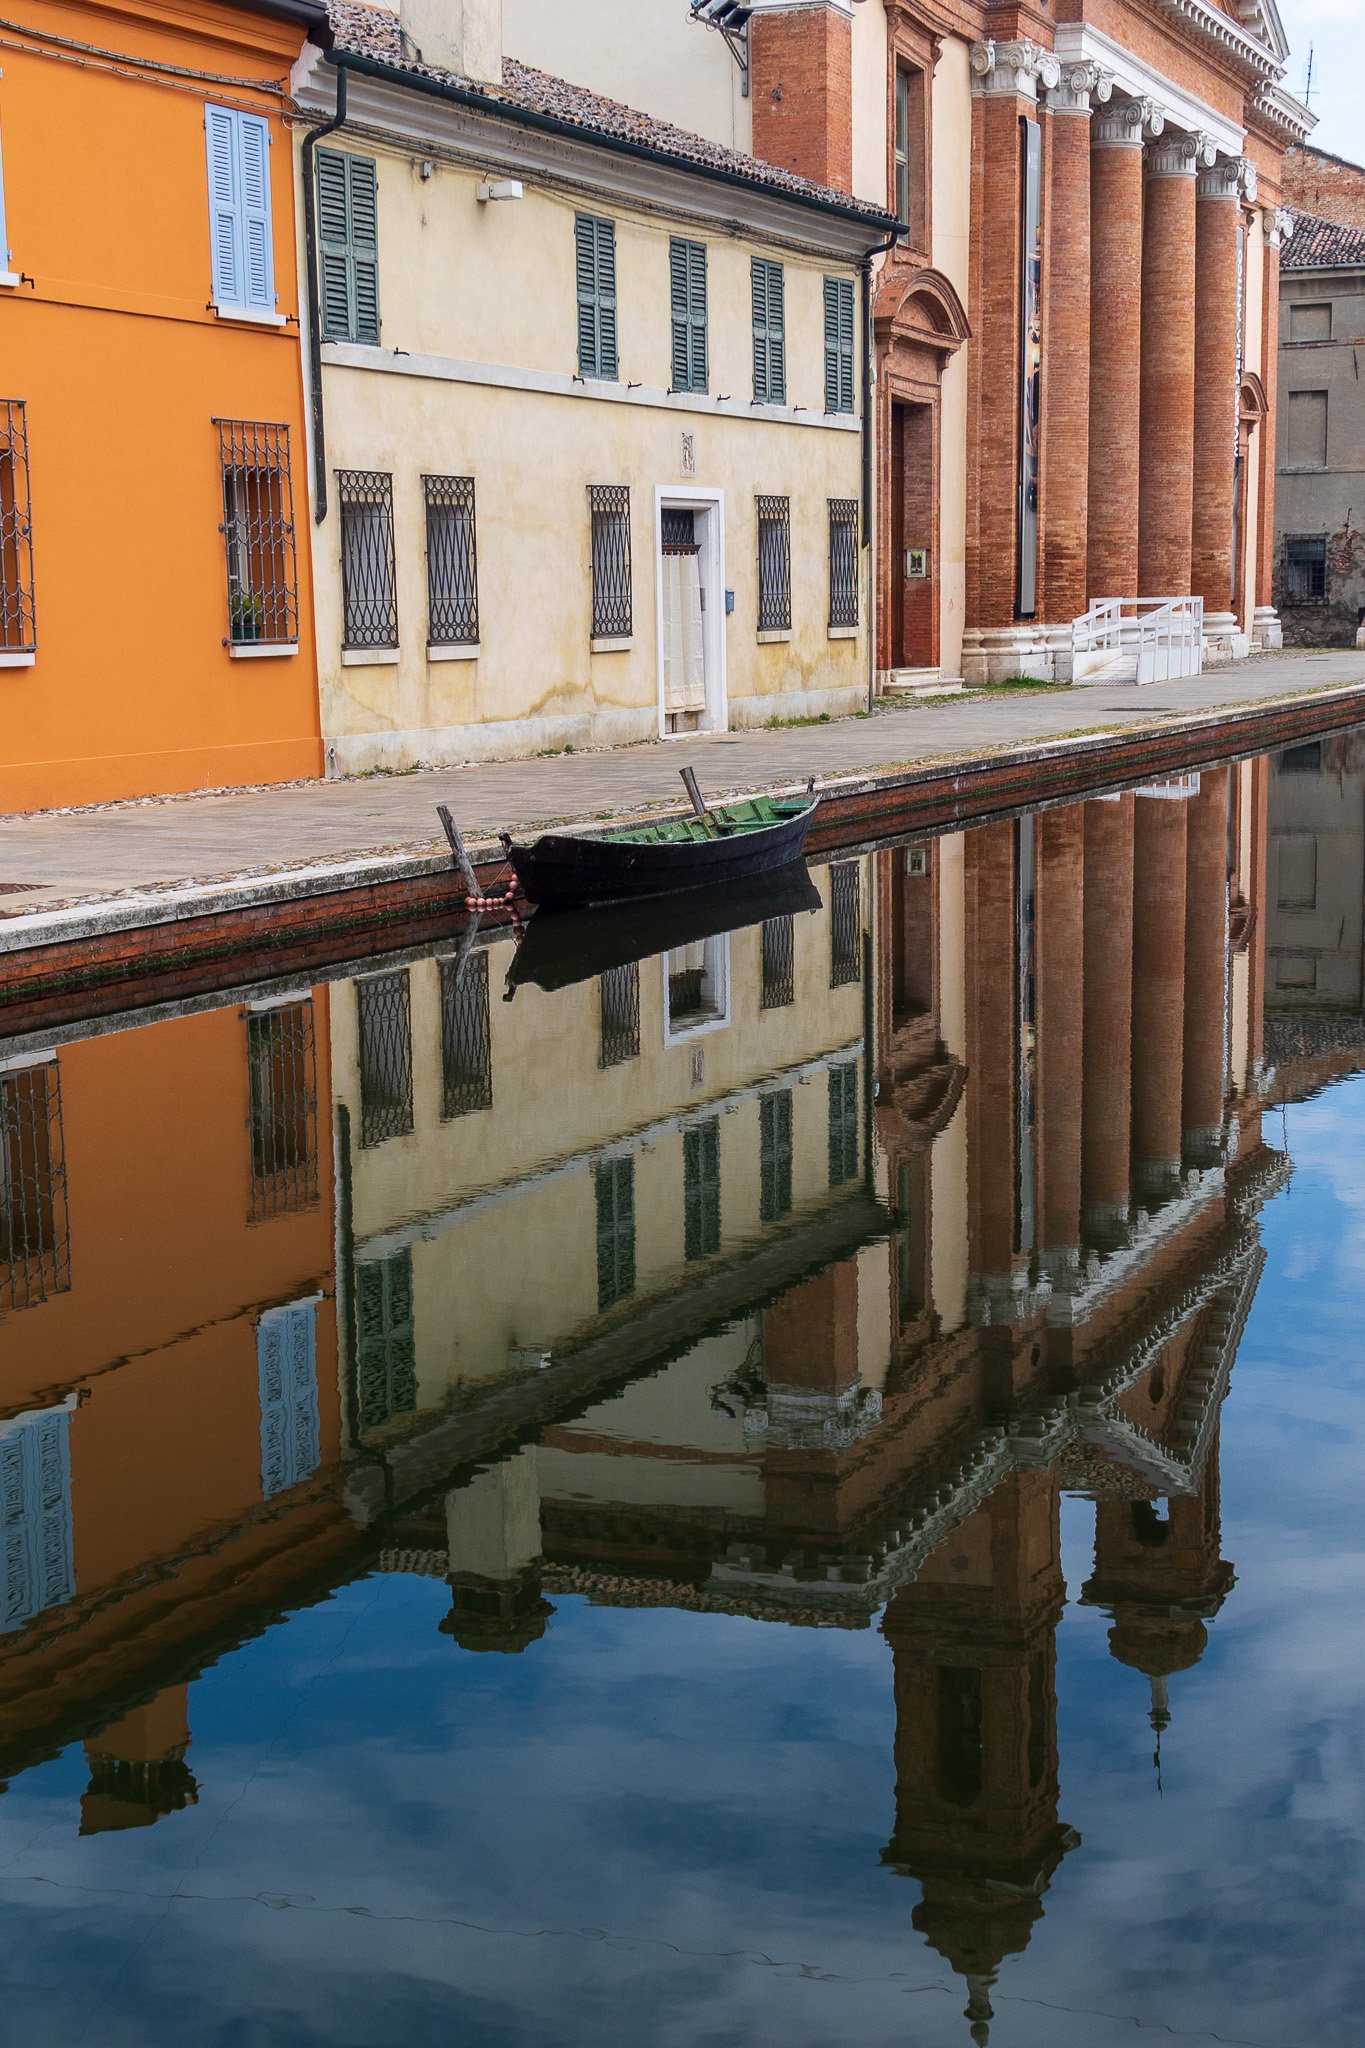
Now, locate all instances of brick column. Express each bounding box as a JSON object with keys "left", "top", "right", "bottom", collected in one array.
[
  {"left": 1254, "top": 210, "right": 1289, "bottom": 649},
  {"left": 1182, "top": 768, "right": 1230, "bottom": 1161},
  {"left": 1192, "top": 160, "right": 1243, "bottom": 644},
  {"left": 1081, "top": 794, "right": 1135, "bottom": 1241},
  {"left": 749, "top": 2, "right": 852, "bottom": 193},
  {"left": 1131, "top": 794, "right": 1189, "bottom": 1194},
  {"left": 1036, "top": 806, "right": 1085, "bottom": 1273},
  {"left": 1039, "top": 69, "right": 1095, "bottom": 624},
  {"left": 1087, "top": 100, "right": 1146, "bottom": 601},
  {"left": 1138, "top": 135, "right": 1199, "bottom": 597}
]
